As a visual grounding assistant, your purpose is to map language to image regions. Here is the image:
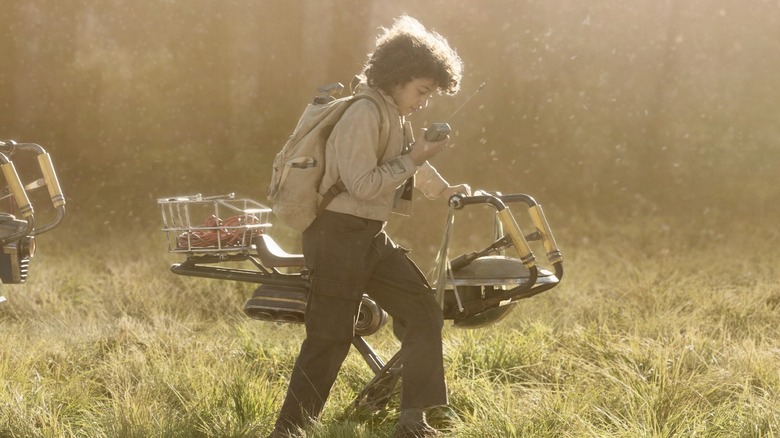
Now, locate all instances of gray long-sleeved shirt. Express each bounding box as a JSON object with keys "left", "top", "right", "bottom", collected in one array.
[{"left": 319, "top": 87, "right": 449, "bottom": 222}]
